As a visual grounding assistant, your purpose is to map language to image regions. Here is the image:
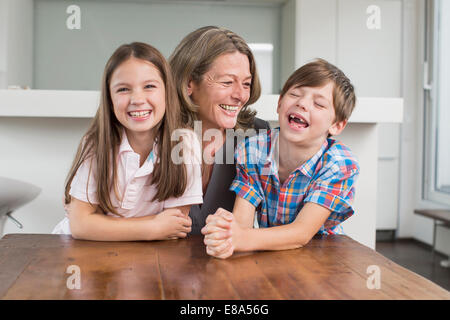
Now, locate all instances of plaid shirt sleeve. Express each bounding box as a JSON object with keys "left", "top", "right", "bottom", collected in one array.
[
  {"left": 229, "top": 138, "right": 264, "bottom": 208},
  {"left": 304, "top": 152, "right": 360, "bottom": 230}
]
